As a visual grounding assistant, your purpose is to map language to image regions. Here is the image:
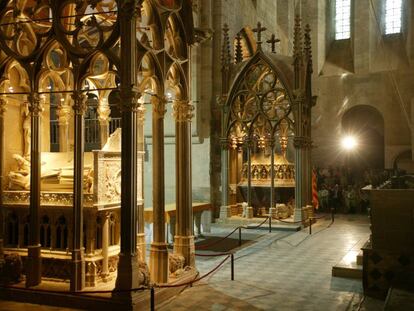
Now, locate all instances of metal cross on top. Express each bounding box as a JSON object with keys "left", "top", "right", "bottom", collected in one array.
[
  {"left": 253, "top": 22, "right": 267, "bottom": 49},
  {"left": 267, "top": 34, "right": 280, "bottom": 53}
]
